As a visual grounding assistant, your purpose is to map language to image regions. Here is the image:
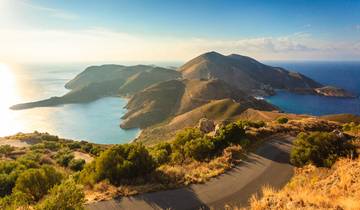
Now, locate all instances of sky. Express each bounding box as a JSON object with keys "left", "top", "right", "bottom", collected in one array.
[{"left": 0, "top": 0, "right": 360, "bottom": 63}]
